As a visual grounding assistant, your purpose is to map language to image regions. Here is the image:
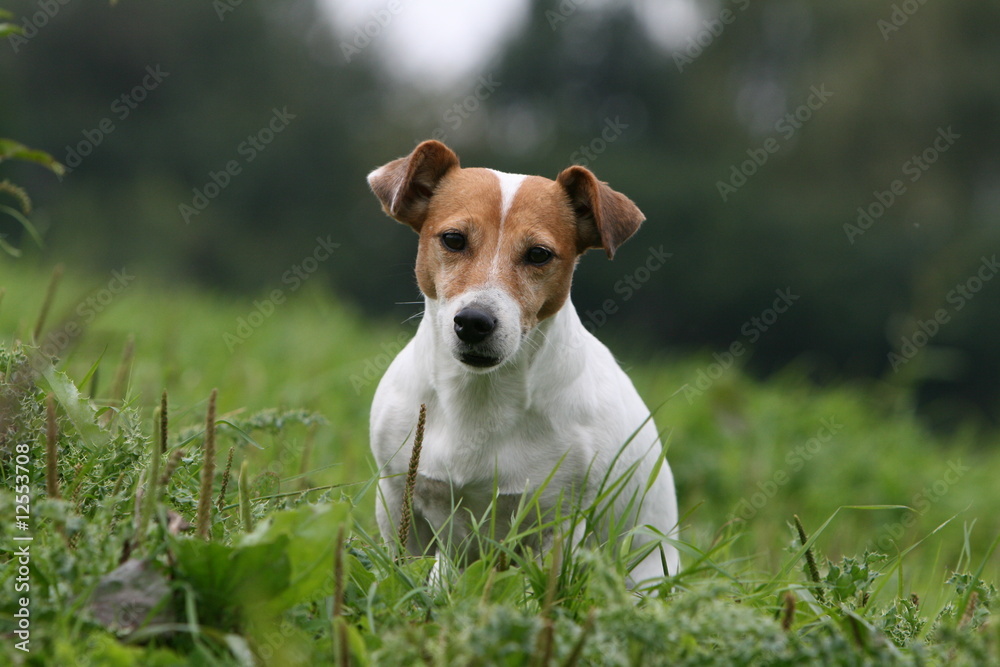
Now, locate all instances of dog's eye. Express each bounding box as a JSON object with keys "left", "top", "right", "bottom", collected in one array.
[
  {"left": 440, "top": 232, "right": 466, "bottom": 252},
  {"left": 525, "top": 246, "right": 553, "bottom": 265}
]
